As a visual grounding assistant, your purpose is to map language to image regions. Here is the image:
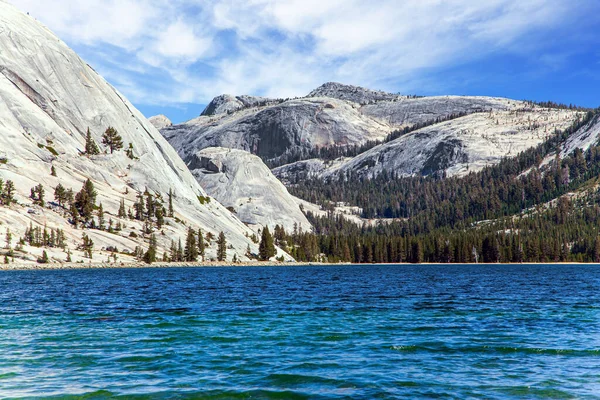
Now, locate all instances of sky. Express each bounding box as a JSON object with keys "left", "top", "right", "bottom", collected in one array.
[{"left": 8, "top": 0, "right": 600, "bottom": 124}]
